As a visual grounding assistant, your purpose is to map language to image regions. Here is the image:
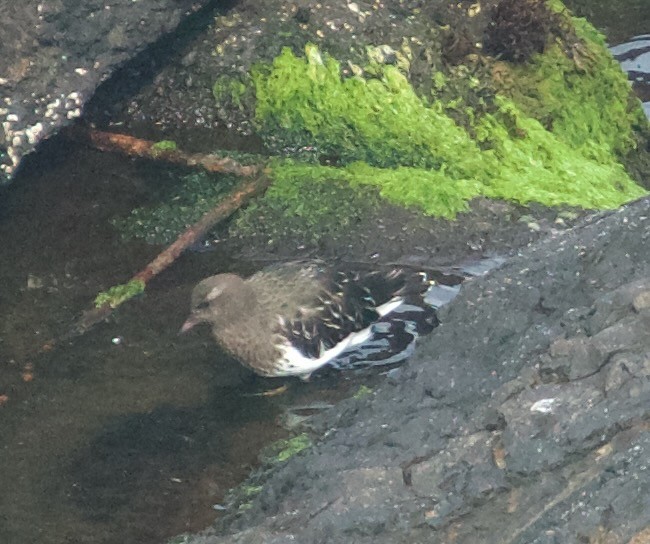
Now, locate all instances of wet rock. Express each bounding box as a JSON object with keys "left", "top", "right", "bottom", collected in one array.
[
  {"left": 591, "top": 314, "right": 650, "bottom": 356},
  {"left": 500, "top": 381, "right": 603, "bottom": 474},
  {"left": 540, "top": 334, "right": 603, "bottom": 381},
  {"left": 184, "top": 198, "right": 650, "bottom": 543},
  {"left": 588, "top": 277, "right": 650, "bottom": 333},
  {"left": 604, "top": 352, "right": 650, "bottom": 395},
  {"left": 0, "top": 0, "right": 211, "bottom": 183},
  {"left": 478, "top": 407, "right": 507, "bottom": 432}
]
